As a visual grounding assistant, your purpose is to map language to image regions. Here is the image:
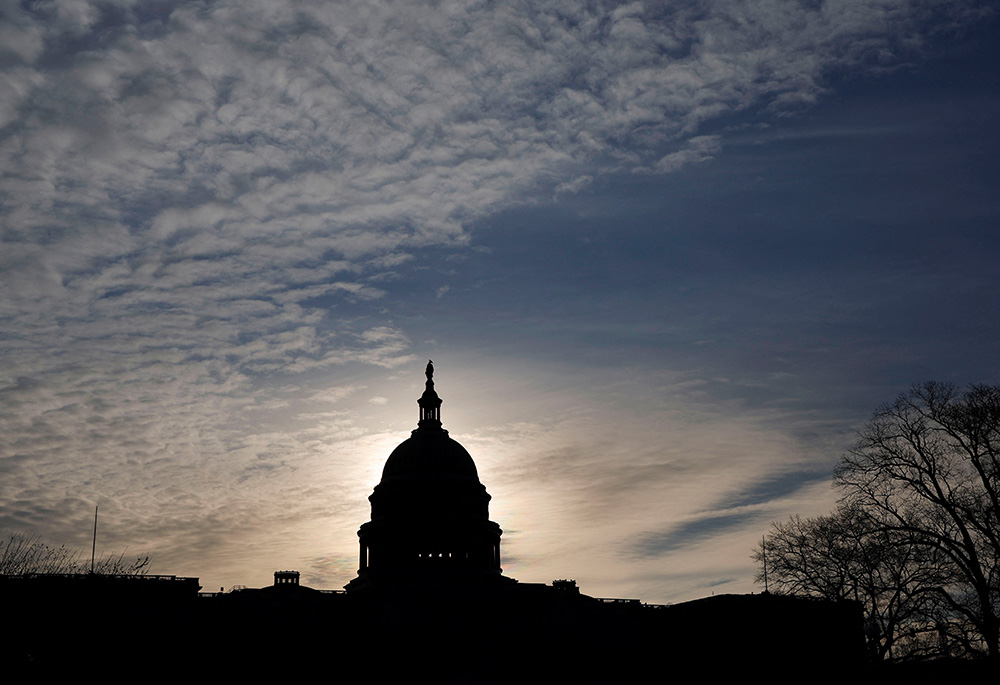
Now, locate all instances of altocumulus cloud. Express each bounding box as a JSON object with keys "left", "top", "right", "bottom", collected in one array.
[{"left": 0, "top": 0, "right": 991, "bottom": 590}]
